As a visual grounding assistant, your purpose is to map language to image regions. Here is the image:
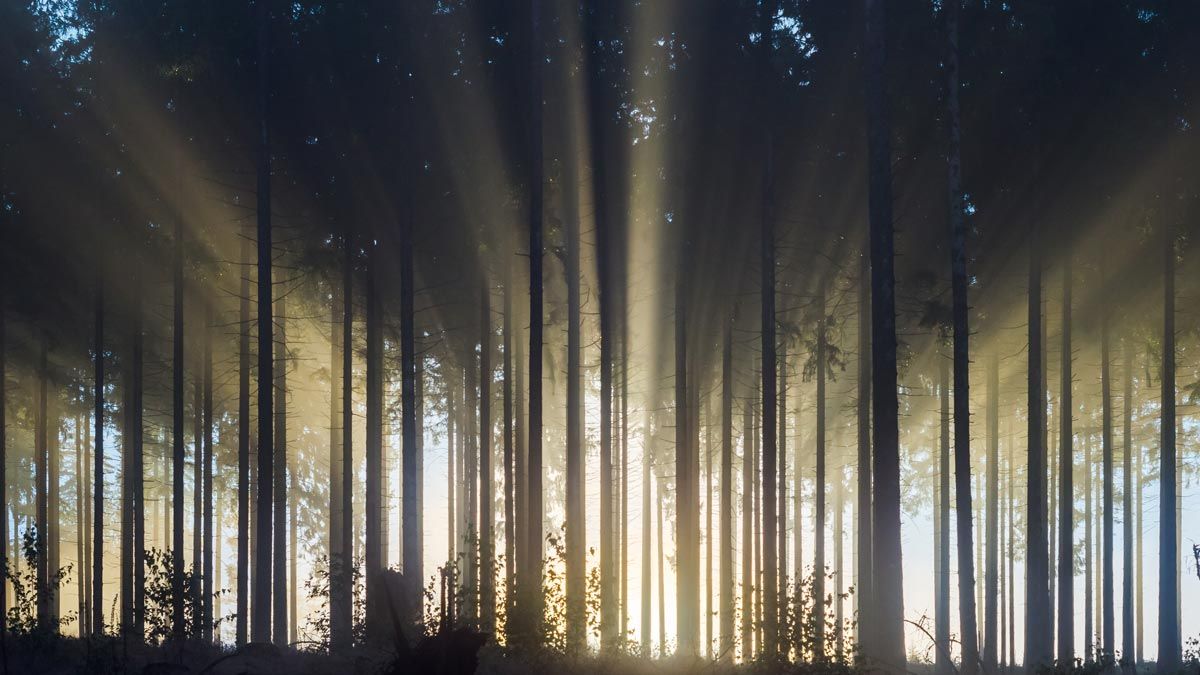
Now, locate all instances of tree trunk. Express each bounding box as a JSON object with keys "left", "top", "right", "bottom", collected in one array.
[
  {"left": 274, "top": 296, "right": 289, "bottom": 645},
  {"left": 92, "top": 279, "right": 104, "bottom": 635},
  {"left": 641, "top": 406, "right": 652, "bottom": 656},
  {"left": 565, "top": 147, "right": 584, "bottom": 651},
  {"left": 365, "top": 239, "right": 384, "bottom": 644},
  {"left": 856, "top": 250, "right": 871, "bottom": 648},
  {"left": 741, "top": 386, "right": 753, "bottom": 660},
  {"left": 192, "top": 341, "right": 202, "bottom": 630},
  {"left": 815, "top": 283, "right": 827, "bottom": 659},
  {"left": 49, "top": 381, "right": 60, "bottom": 624},
  {"left": 864, "top": 0, "right": 905, "bottom": 665},
  {"left": 936, "top": 359, "right": 951, "bottom": 675},
  {"left": 621, "top": 330, "right": 630, "bottom": 648},
  {"left": 1122, "top": 338, "right": 1134, "bottom": 673},
  {"left": 77, "top": 418, "right": 86, "bottom": 637},
  {"left": 777, "top": 330, "right": 787, "bottom": 653},
  {"left": 36, "top": 341, "right": 49, "bottom": 631},
  {"left": 203, "top": 304, "right": 214, "bottom": 641},
  {"left": 657, "top": 477, "right": 665, "bottom": 656},
  {"left": 1101, "top": 262, "right": 1114, "bottom": 658},
  {"left": 502, "top": 265, "right": 515, "bottom": 627},
  {"left": 480, "top": 282, "right": 494, "bottom": 631},
  {"left": 1024, "top": 228, "right": 1050, "bottom": 668},
  {"left": 675, "top": 228, "right": 695, "bottom": 657},
  {"left": 331, "top": 227, "right": 354, "bottom": 651},
  {"left": 522, "top": 0, "right": 545, "bottom": 643},
  {"left": 985, "top": 353, "right": 999, "bottom": 669},
  {"left": 946, "top": 2, "right": 980, "bottom": 669},
  {"left": 400, "top": 189, "right": 421, "bottom": 632},
  {"left": 1159, "top": 215, "right": 1179, "bottom": 674},
  {"left": 0, "top": 287, "right": 5, "bottom": 629},
  {"left": 464, "top": 347, "right": 478, "bottom": 621},
  {"left": 1085, "top": 436, "right": 1093, "bottom": 661},
  {"left": 251, "top": 0, "right": 275, "bottom": 644},
  {"left": 1057, "top": 255, "right": 1074, "bottom": 663},
  {"left": 237, "top": 223, "right": 252, "bottom": 646}
]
